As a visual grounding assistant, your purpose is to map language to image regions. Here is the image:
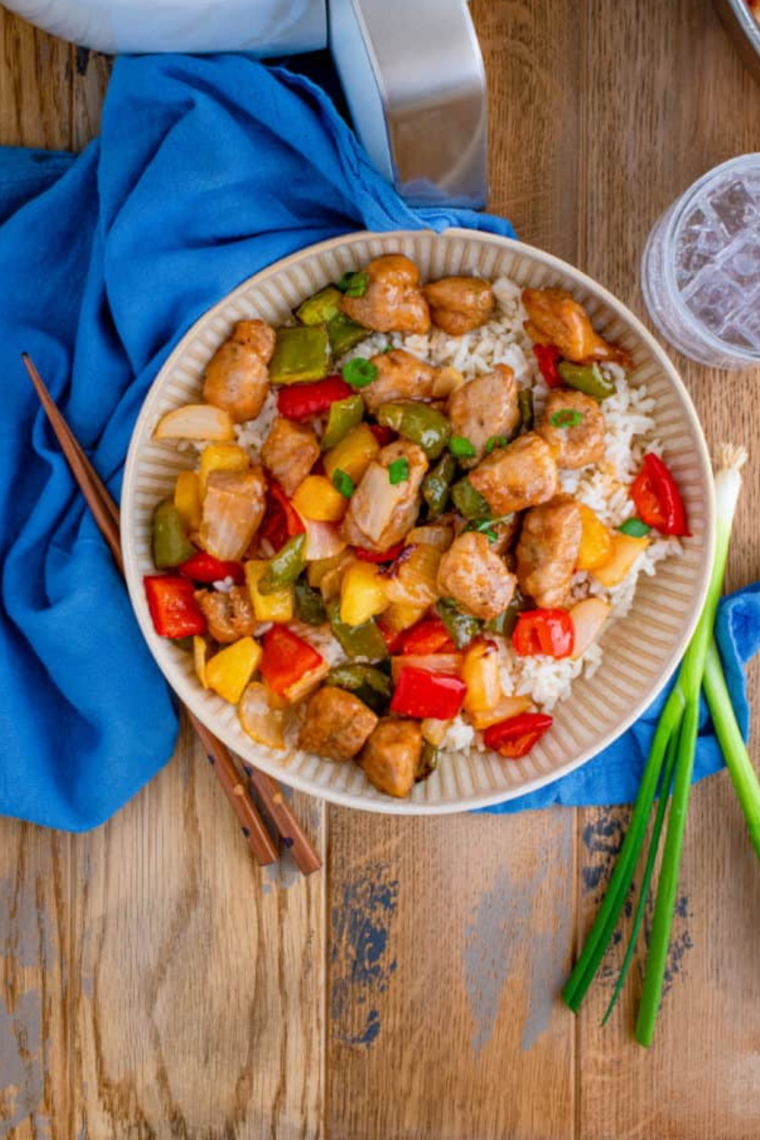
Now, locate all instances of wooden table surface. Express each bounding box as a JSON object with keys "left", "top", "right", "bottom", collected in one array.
[{"left": 2, "top": 2, "right": 760, "bottom": 1137}]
